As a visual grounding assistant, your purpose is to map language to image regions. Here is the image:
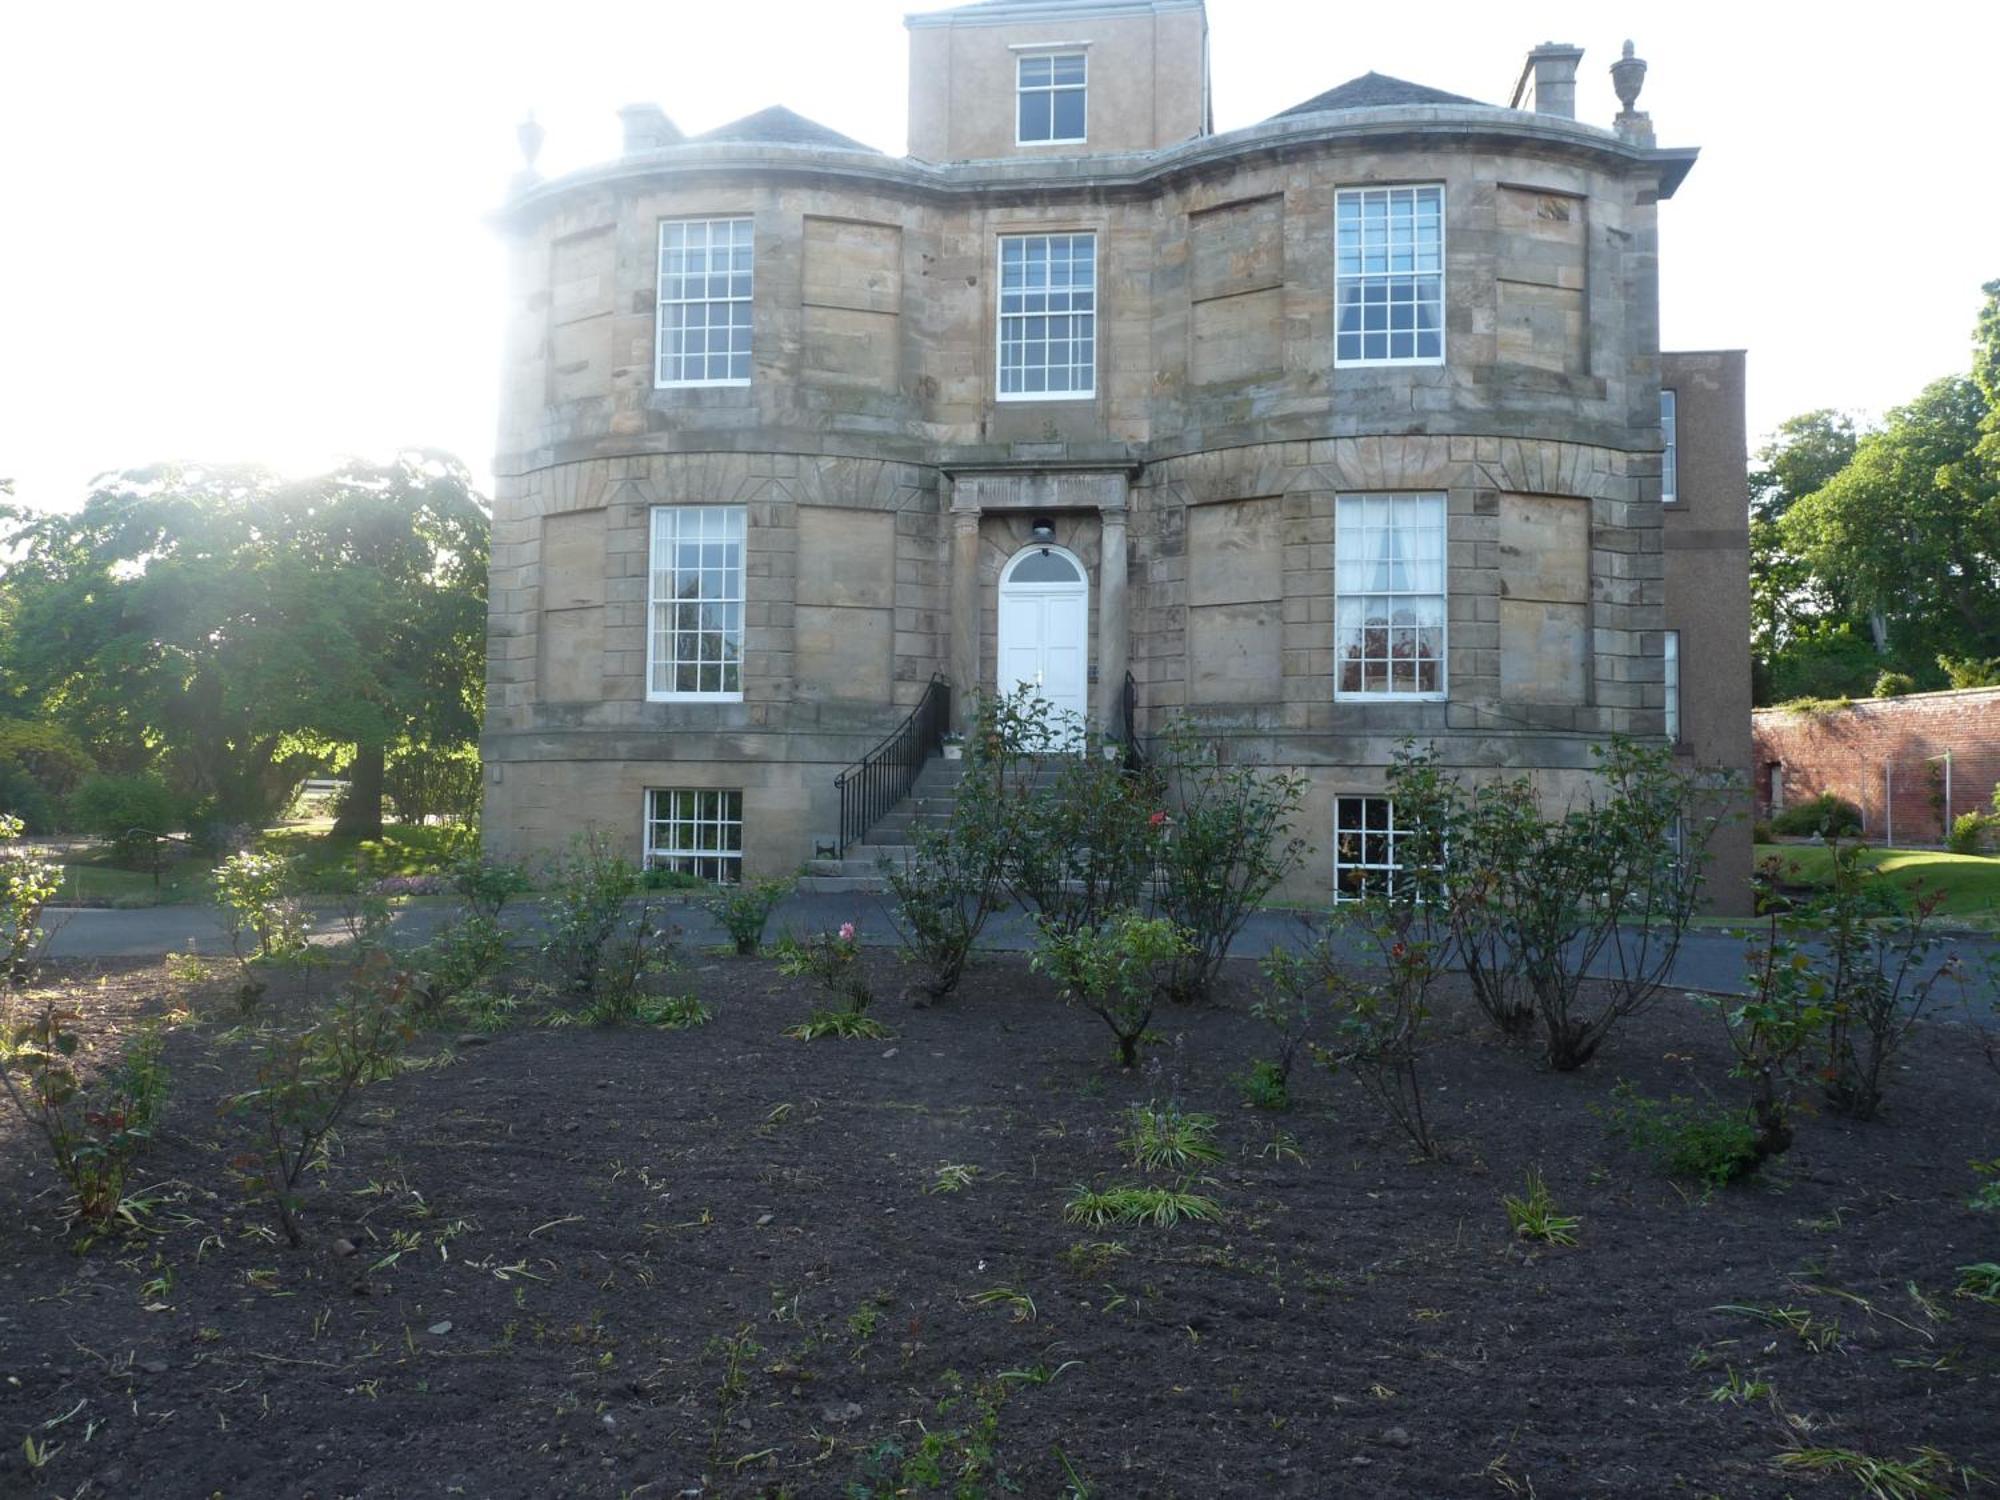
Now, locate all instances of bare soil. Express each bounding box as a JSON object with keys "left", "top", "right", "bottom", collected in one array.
[{"left": 1, "top": 952, "right": 1997, "bottom": 1499}]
